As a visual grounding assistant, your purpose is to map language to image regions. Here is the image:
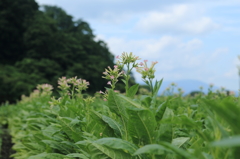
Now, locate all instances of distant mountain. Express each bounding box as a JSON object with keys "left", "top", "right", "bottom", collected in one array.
[{"left": 157, "top": 79, "right": 237, "bottom": 95}]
